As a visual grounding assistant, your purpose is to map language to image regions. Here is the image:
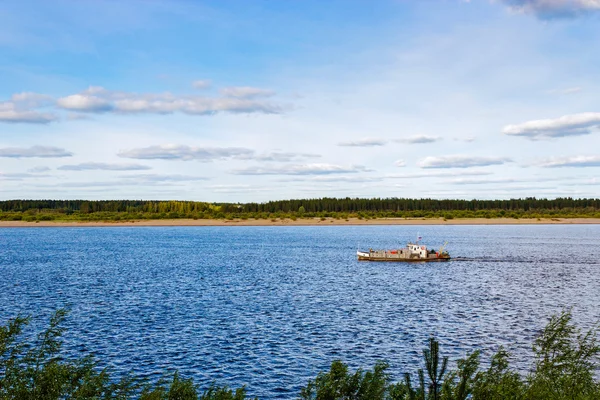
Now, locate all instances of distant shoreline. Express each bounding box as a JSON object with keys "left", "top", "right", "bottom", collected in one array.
[{"left": 1, "top": 217, "right": 600, "bottom": 227}]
